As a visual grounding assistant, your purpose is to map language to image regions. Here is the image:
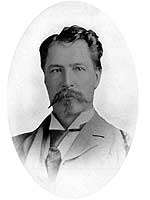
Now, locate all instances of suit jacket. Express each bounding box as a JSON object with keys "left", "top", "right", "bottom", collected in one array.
[{"left": 12, "top": 111, "right": 127, "bottom": 197}]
